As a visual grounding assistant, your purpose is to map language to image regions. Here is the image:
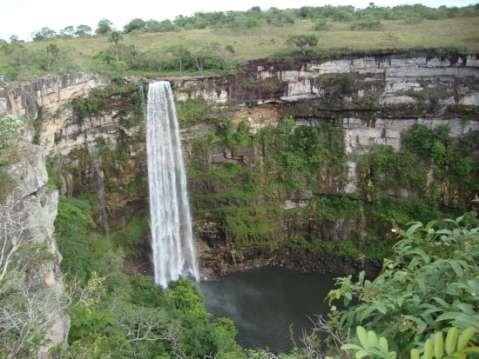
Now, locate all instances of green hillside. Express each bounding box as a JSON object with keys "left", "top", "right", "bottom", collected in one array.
[{"left": 1, "top": 5, "right": 479, "bottom": 80}]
